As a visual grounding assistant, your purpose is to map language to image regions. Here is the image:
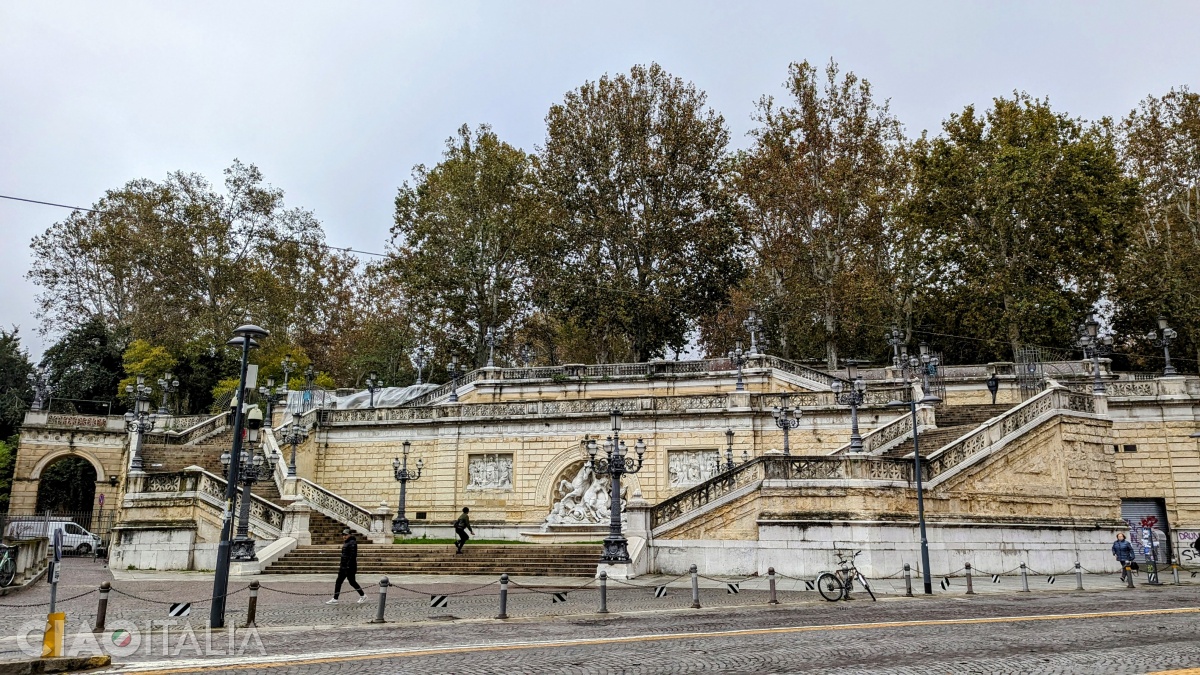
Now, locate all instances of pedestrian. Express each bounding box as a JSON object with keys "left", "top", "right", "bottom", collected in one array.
[
  {"left": 454, "top": 507, "right": 475, "bottom": 554},
  {"left": 327, "top": 528, "right": 366, "bottom": 604},
  {"left": 1112, "top": 532, "right": 1135, "bottom": 581}
]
